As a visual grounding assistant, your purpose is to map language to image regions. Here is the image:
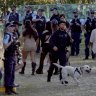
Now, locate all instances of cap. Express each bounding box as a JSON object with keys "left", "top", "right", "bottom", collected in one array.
[
  {"left": 58, "top": 20, "right": 66, "bottom": 25},
  {"left": 5, "top": 22, "right": 15, "bottom": 28},
  {"left": 50, "top": 7, "right": 58, "bottom": 11},
  {"left": 13, "top": 21, "right": 22, "bottom": 26}
]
